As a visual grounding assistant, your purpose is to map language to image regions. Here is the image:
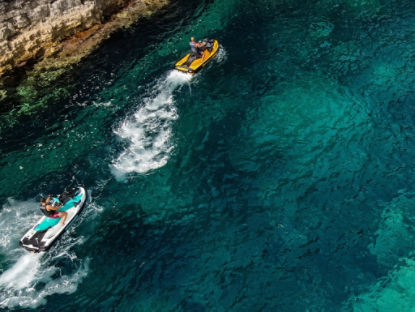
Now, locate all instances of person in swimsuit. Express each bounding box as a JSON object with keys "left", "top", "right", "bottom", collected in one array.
[
  {"left": 40, "top": 196, "right": 67, "bottom": 225},
  {"left": 189, "top": 37, "right": 207, "bottom": 60}
]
